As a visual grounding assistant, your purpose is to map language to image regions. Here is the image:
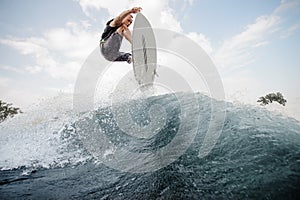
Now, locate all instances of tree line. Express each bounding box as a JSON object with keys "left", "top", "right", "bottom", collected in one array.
[
  {"left": 257, "top": 92, "right": 287, "bottom": 106},
  {"left": 0, "top": 100, "right": 22, "bottom": 123}
]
